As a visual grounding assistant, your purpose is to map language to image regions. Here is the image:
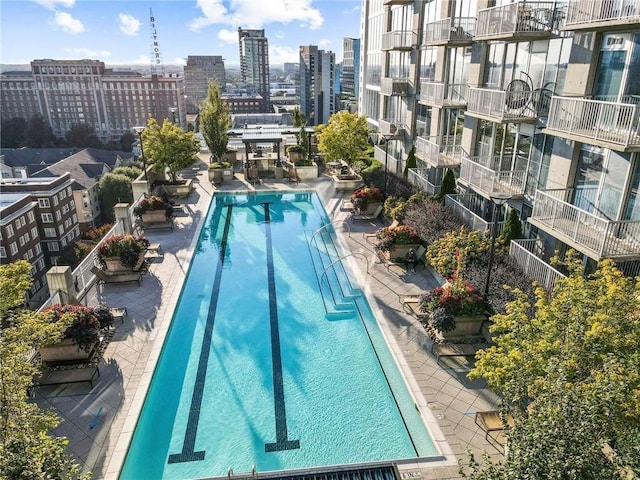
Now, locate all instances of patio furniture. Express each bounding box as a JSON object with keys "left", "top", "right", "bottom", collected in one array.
[
  {"left": 475, "top": 410, "right": 515, "bottom": 450},
  {"left": 399, "top": 294, "right": 429, "bottom": 320},
  {"left": 287, "top": 166, "right": 299, "bottom": 184},
  {"left": 351, "top": 204, "right": 383, "bottom": 221},
  {"left": 135, "top": 215, "right": 175, "bottom": 232},
  {"left": 109, "top": 307, "right": 128, "bottom": 326},
  {"left": 91, "top": 263, "right": 147, "bottom": 286}
]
